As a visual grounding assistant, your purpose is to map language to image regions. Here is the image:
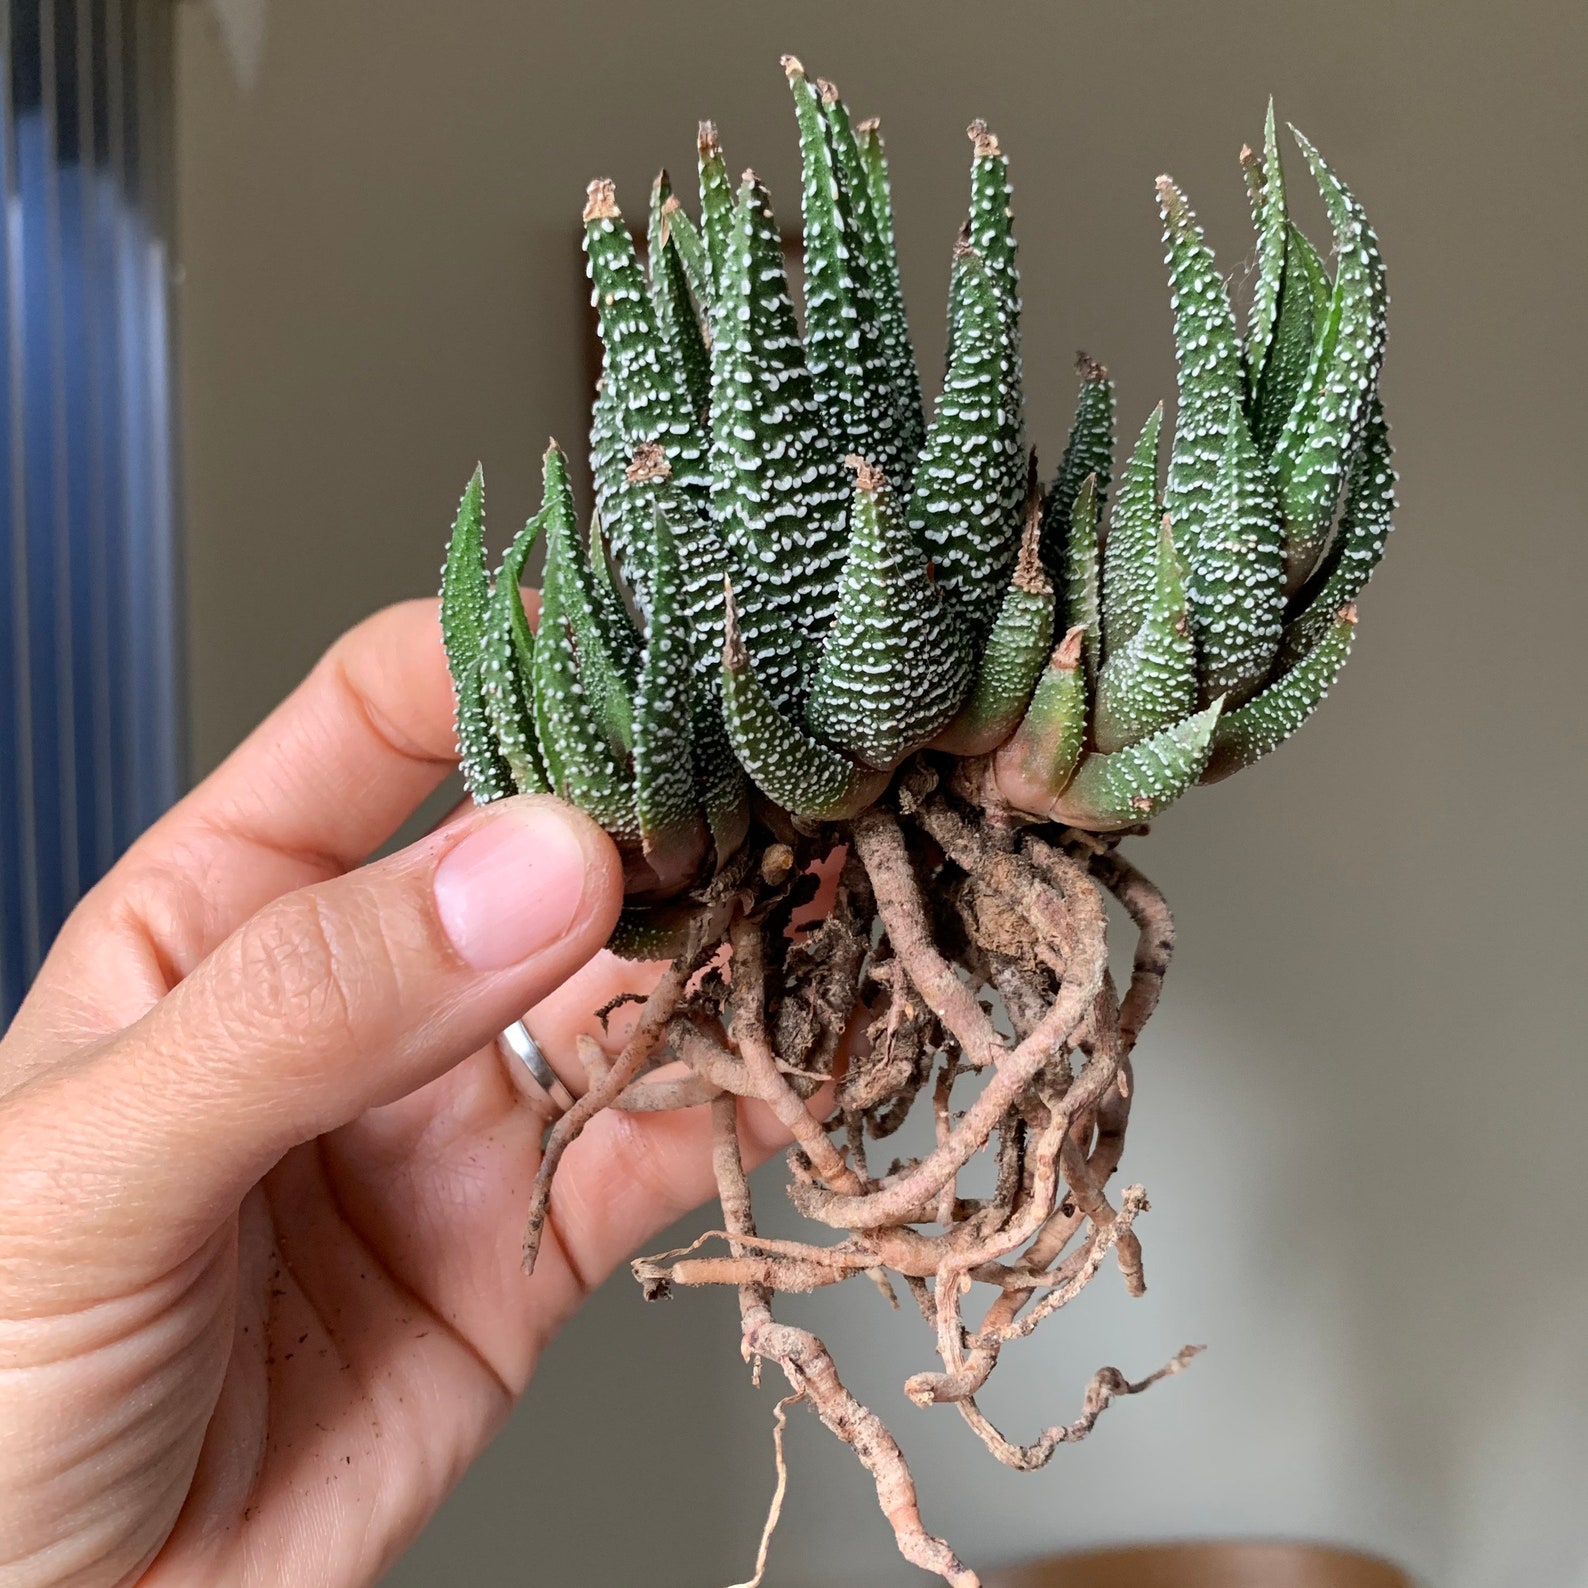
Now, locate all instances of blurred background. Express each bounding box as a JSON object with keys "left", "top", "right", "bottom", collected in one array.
[{"left": 8, "top": 0, "right": 1587, "bottom": 1583}]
